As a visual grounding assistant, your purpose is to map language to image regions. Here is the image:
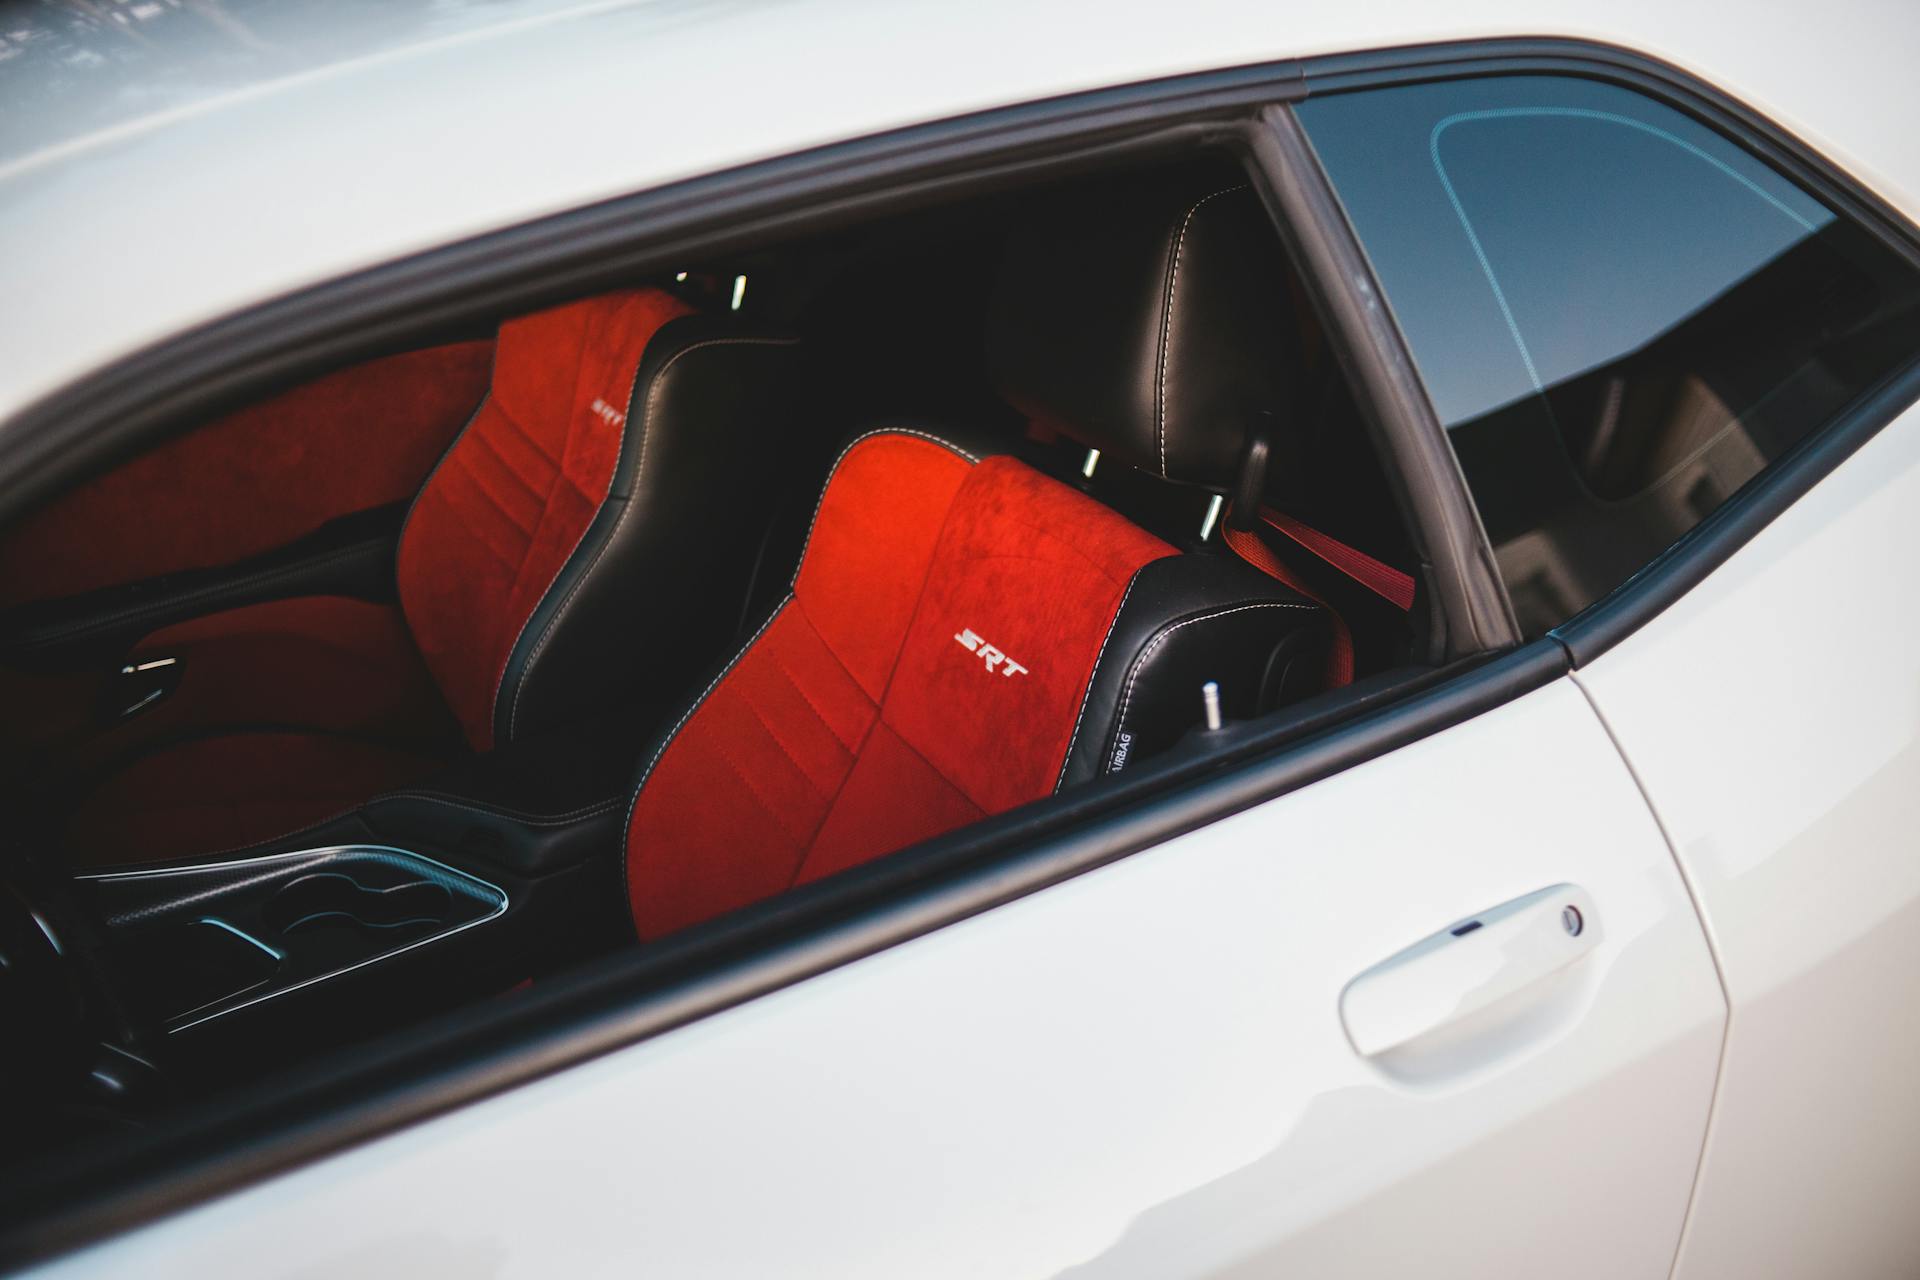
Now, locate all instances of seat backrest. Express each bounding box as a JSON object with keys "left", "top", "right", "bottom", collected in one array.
[
  {"left": 623, "top": 428, "right": 1178, "bottom": 936},
  {"left": 397, "top": 288, "right": 802, "bottom": 750}
]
